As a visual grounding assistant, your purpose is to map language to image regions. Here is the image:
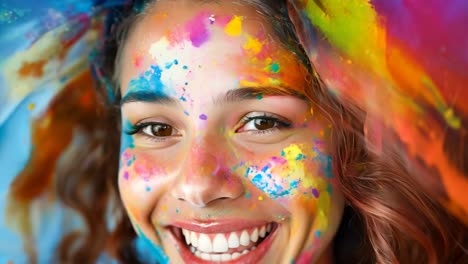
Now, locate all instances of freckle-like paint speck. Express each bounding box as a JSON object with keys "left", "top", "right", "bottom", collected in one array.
[
  {"left": 199, "top": 114, "right": 207, "bottom": 120},
  {"left": 312, "top": 188, "right": 319, "bottom": 198},
  {"left": 270, "top": 62, "right": 280, "bottom": 73}
]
